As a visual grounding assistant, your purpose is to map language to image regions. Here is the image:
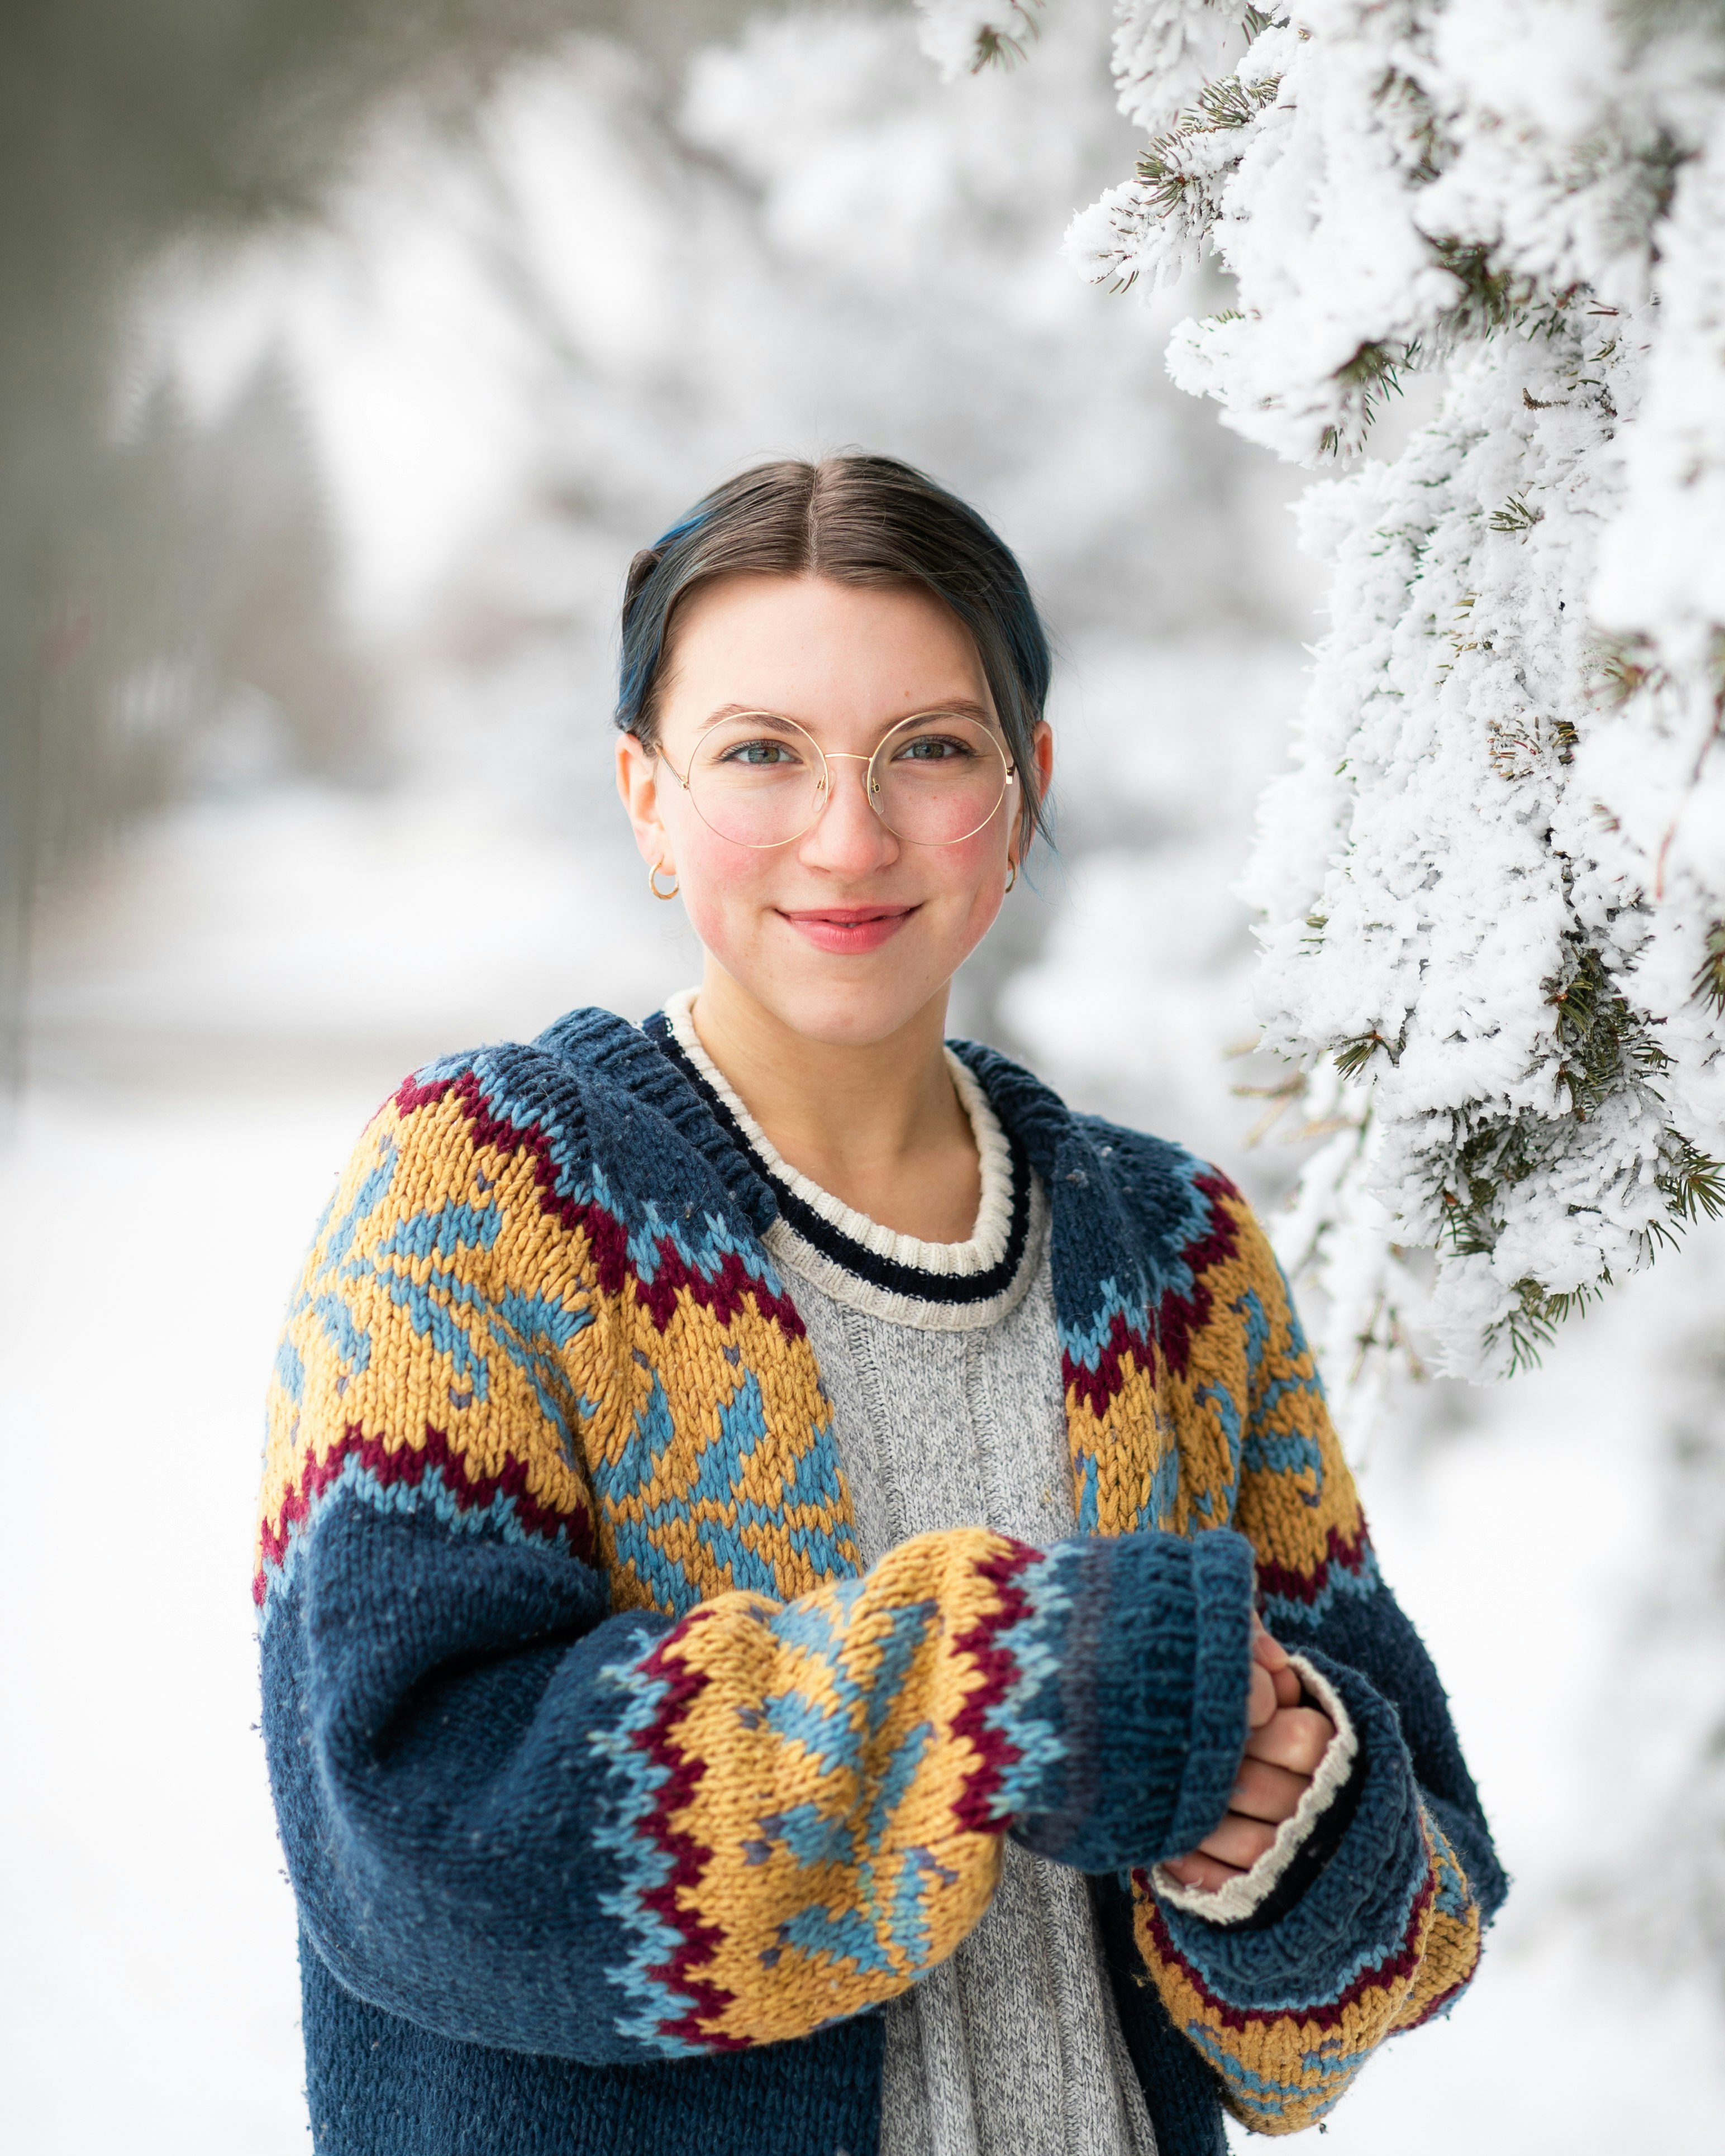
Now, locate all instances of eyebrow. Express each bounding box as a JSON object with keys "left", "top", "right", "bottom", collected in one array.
[
  {"left": 696, "top": 705, "right": 803, "bottom": 733},
  {"left": 696, "top": 699, "right": 1000, "bottom": 733}
]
